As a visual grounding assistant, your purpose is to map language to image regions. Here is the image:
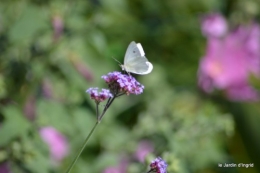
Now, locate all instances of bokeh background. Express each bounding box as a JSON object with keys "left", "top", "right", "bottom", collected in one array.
[{"left": 0, "top": 0, "right": 260, "bottom": 173}]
